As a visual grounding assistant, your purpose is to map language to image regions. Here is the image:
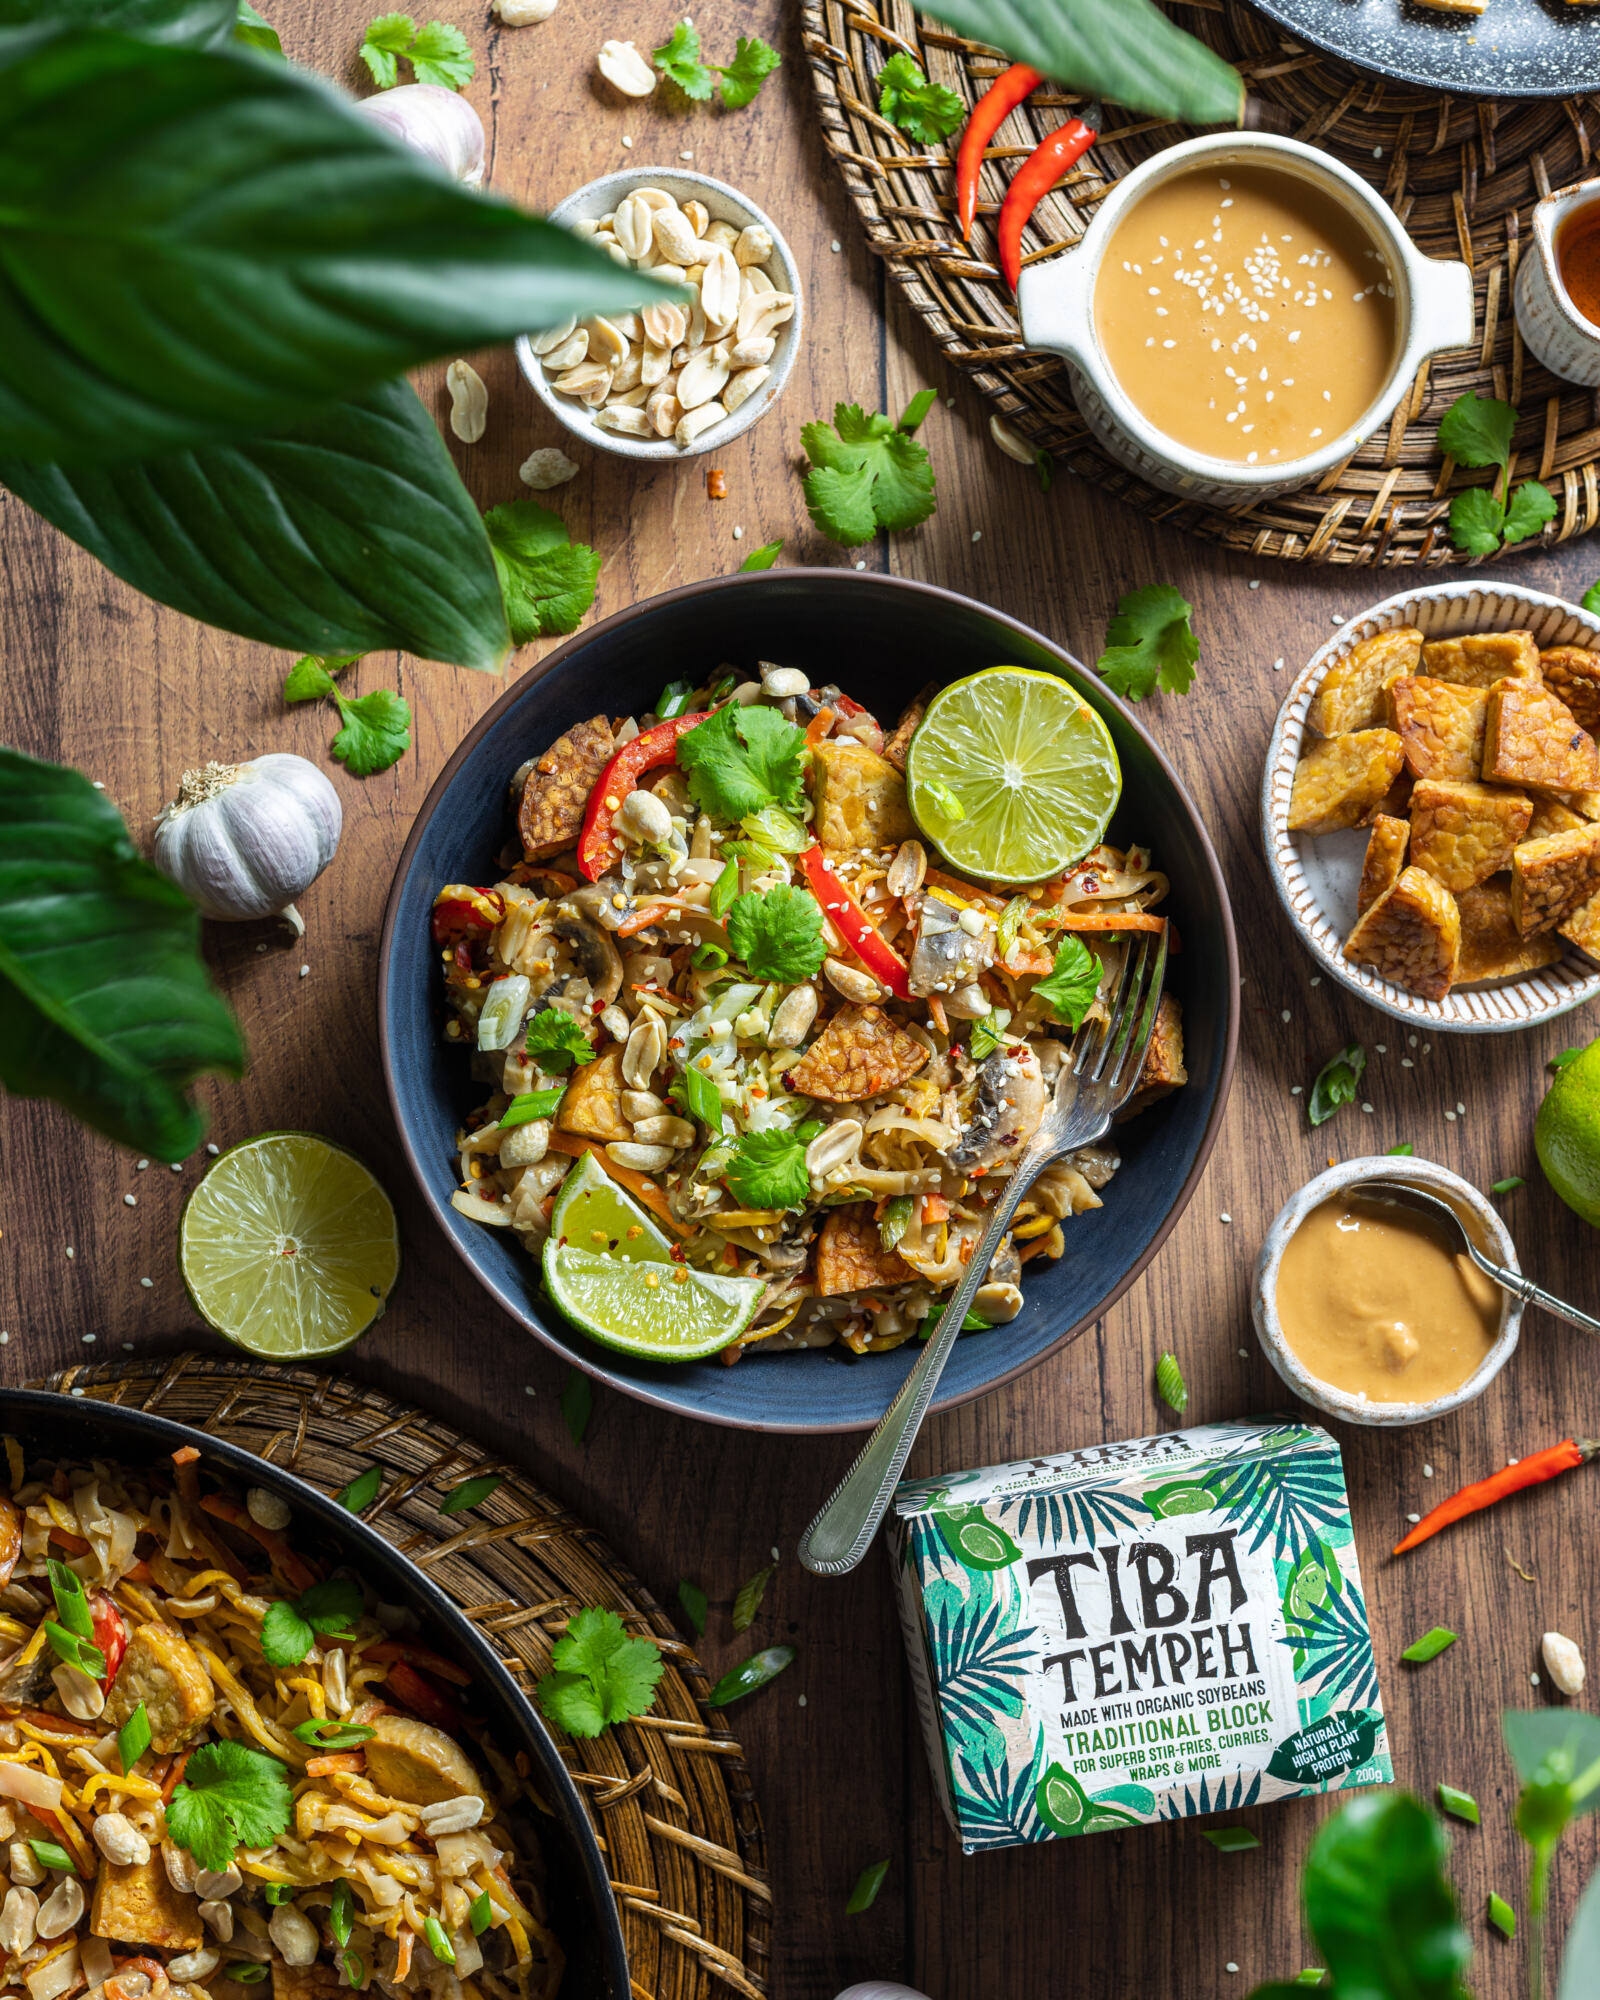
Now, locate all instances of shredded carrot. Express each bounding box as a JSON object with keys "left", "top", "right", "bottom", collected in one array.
[
  {"left": 1052, "top": 911, "right": 1167, "bottom": 933},
  {"left": 199, "top": 1493, "right": 317, "bottom": 1593},
  {"left": 304, "top": 1753, "right": 364, "bottom": 1777},
  {"left": 921, "top": 1194, "right": 949, "bottom": 1225},
  {"left": 394, "top": 1934, "right": 414, "bottom": 1983},
  {"left": 161, "top": 1753, "right": 190, "bottom": 1804},
  {"left": 545, "top": 1130, "right": 691, "bottom": 1236},
  {"left": 925, "top": 868, "right": 1004, "bottom": 911},
  {"left": 617, "top": 901, "right": 677, "bottom": 937},
  {"left": 170, "top": 1447, "right": 201, "bottom": 1467},
  {"left": 804, "top": 706, "right": 836, "bottom": 748},
  {"left": 927, "top": 992, "right": 949, "bottom": 1034},
  {"left": 47, "top": 1528, "right": 91, "bottom": 1555},
  {"left": 1019, "top": 1231, "right": 1059, "bottom": 1261}
]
